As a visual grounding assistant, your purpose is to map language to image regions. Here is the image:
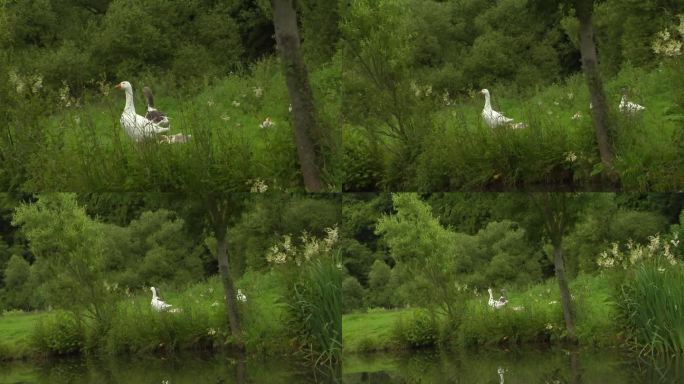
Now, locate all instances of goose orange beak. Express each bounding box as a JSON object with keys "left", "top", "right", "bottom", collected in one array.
[{"left": 114, "top": 83, "right": 122, "bottom": 90}]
